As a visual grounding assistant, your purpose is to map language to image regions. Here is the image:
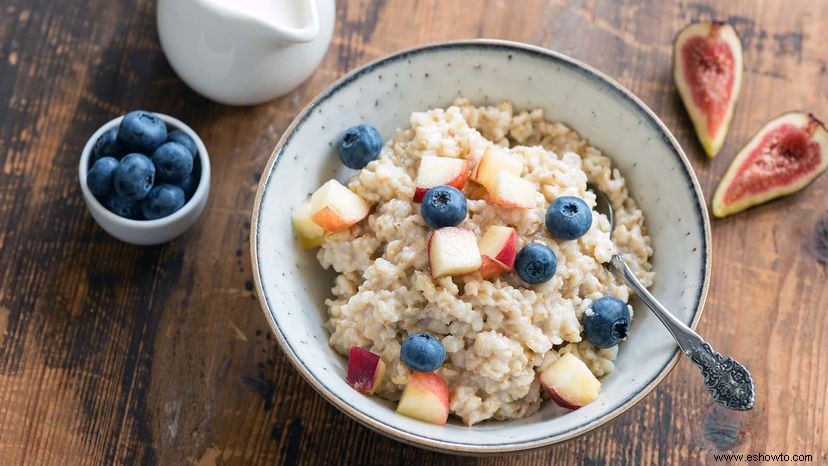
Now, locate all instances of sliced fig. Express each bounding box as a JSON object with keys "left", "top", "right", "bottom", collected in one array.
[
  {"left": 674, "top": 21, "right": 743, "bottom": 158},
  {"left": 712, "top": 112, "right": 828, "bottom": 217}
]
